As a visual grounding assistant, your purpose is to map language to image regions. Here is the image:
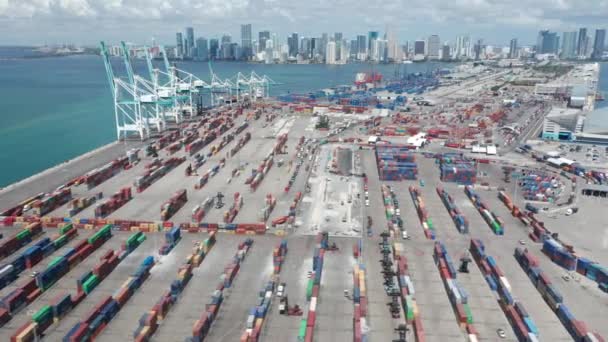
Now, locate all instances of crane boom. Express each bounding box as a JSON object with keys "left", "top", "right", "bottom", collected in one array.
[
  {"left": 144, "top": 46, "right": 156, "bottom": 85},
  {"left": 99, "top": 41, "right": 115, "bottom": 94},
  {"left": 120, "top": 41, "right": 135, "bottom": 85}
]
